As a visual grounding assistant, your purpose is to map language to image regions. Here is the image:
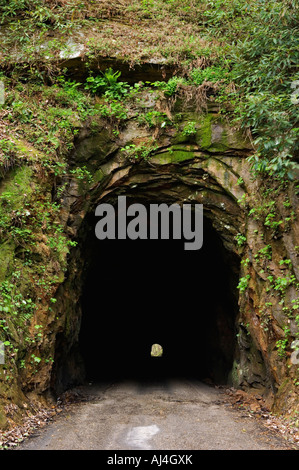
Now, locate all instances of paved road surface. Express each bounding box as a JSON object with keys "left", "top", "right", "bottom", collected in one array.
[{"left": 17, "top": 379, "right": 293, "bottom": 450}]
